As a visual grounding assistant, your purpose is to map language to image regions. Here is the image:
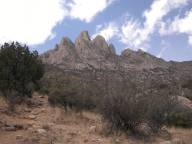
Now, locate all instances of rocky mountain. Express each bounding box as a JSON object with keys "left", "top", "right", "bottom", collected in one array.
[
  {"left": 41, "top": 31, "right": 170, "bottom": 71},
  {"left": 41, "top": 31, "right": 192, "bottom": 99}
]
